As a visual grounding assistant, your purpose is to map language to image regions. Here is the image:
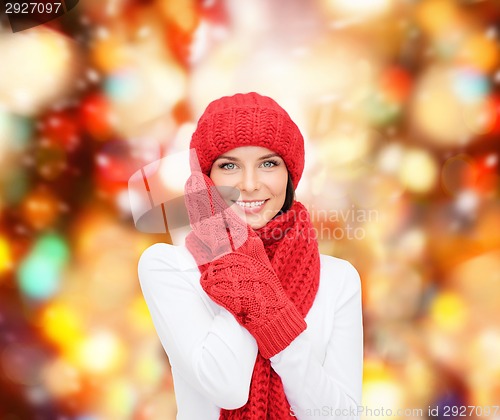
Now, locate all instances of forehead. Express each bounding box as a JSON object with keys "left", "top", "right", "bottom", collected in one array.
[{"left": 217, "top": 146, "right": 279, "bottom": 159}]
